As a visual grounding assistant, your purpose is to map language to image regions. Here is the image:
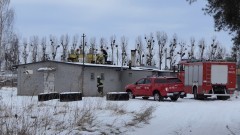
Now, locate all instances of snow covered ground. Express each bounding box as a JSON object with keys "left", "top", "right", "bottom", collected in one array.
[{"left": 0, "top": 87, "right": 240, "bottom": 135}]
